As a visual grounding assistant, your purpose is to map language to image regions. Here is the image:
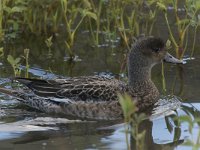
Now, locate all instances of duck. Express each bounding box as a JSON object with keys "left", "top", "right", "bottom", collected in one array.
[{"left": 0, "top": 36, "right": 183, "bottom": 120}]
